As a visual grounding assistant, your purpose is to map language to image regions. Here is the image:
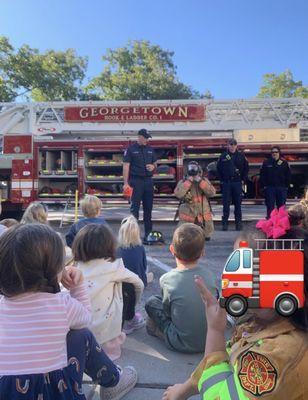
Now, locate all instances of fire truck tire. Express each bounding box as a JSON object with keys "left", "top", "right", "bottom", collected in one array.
[
  {"left": 225, "top": 295, "right": 248, "bottom": 317},
  {"left": 275, "top": 294, "right": 297, "bottom": 317}
]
